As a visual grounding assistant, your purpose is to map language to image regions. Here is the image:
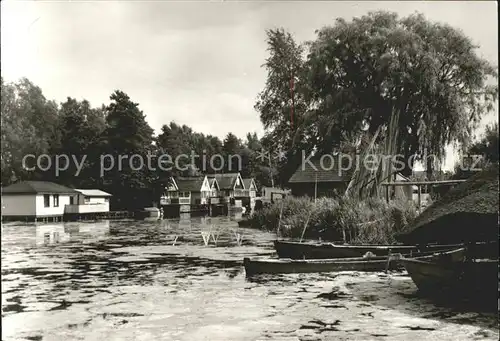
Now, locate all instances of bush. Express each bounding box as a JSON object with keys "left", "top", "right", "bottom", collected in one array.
[{"left": 248, "top": 196, "right": 418, "bottom": 244}]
